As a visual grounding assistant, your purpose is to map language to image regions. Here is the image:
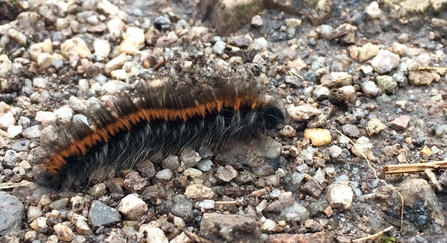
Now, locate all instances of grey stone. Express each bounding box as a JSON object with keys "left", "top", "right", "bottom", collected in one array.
[
  {"left": 0, "top": 192, "right": 24, "bottom": 235},
  {"left": 160, "top": 195, "right": 194, "bottom": 222},
  {"left": 200, "top": 213, "right": 261, "bottom": 243},
  {"left": 89, "top": 200, "right": 121, "bottom": 227}
]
